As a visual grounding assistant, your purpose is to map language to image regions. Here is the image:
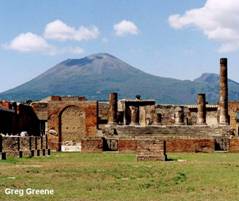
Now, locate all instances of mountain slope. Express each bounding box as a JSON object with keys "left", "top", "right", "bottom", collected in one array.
[{"left": 1, "top": 53, "right": 239, "bottom": 104}]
